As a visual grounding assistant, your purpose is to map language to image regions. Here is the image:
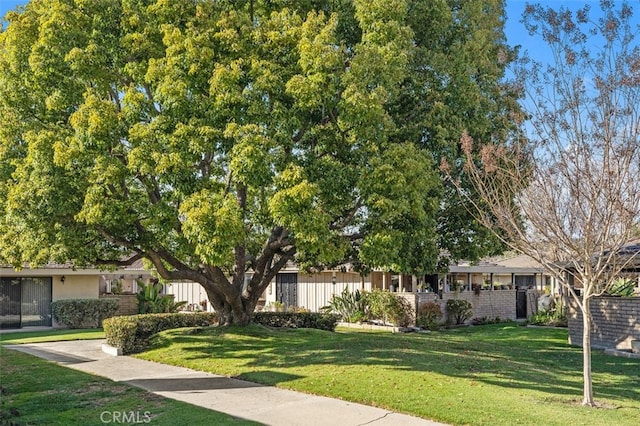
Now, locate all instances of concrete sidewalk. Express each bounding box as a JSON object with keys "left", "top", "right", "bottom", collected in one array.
[{"left": 5, "top": 340, "right": 447, "bottom": 426}]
